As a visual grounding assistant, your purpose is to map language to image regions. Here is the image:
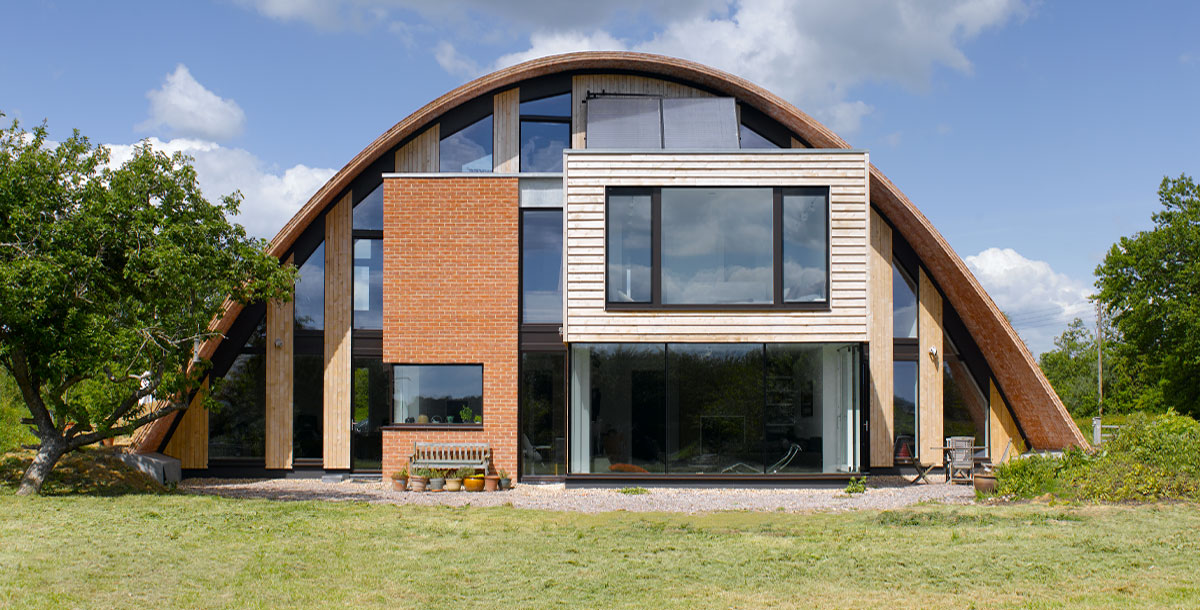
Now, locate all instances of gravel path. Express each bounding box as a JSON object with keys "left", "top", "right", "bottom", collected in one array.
[{"left": 180, "top": 477, "right": 975, "bottom": 513}]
